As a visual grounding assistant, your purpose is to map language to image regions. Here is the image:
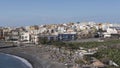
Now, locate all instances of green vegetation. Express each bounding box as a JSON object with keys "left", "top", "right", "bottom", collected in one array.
[
  {"left": 38, "top": 38, "right": 120, "bottom": 66},
  {"left": 39, "top": 37, "right": 120, "bottom": 48},
  {"left": 94, "top": 48, "right": 120, "bottom": 66},
  {"left": 70, "top": 39, "right": 120, "bottom": 48}
]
